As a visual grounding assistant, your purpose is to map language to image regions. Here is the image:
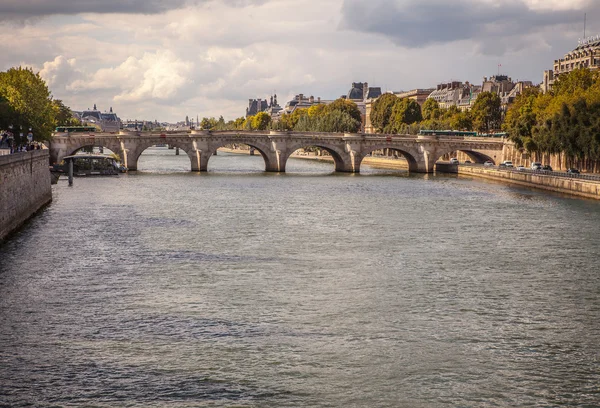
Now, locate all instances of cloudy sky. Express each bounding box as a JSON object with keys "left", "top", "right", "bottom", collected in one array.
[{"left": 1, "top": 0, "right": 598, "bottom": 122}]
